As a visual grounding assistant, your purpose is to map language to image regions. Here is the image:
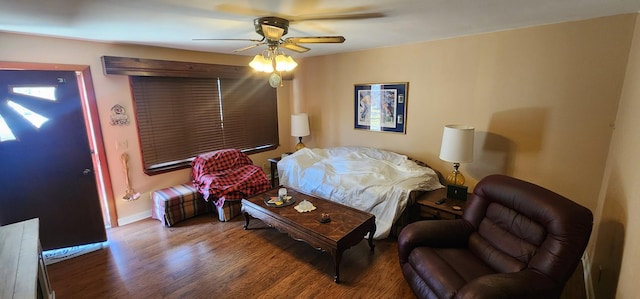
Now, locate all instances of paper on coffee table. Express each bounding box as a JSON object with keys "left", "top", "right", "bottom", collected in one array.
[{"left": 295, "top": 200, "right": 316, "bottom": 213}]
